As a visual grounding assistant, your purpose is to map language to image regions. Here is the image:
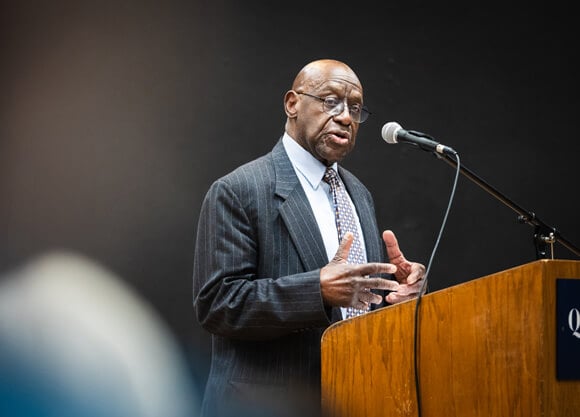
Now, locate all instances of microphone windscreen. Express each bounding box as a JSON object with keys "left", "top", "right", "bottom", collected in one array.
[{"left": 381, "top": 122, "right": 402, "bottom": 144}]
